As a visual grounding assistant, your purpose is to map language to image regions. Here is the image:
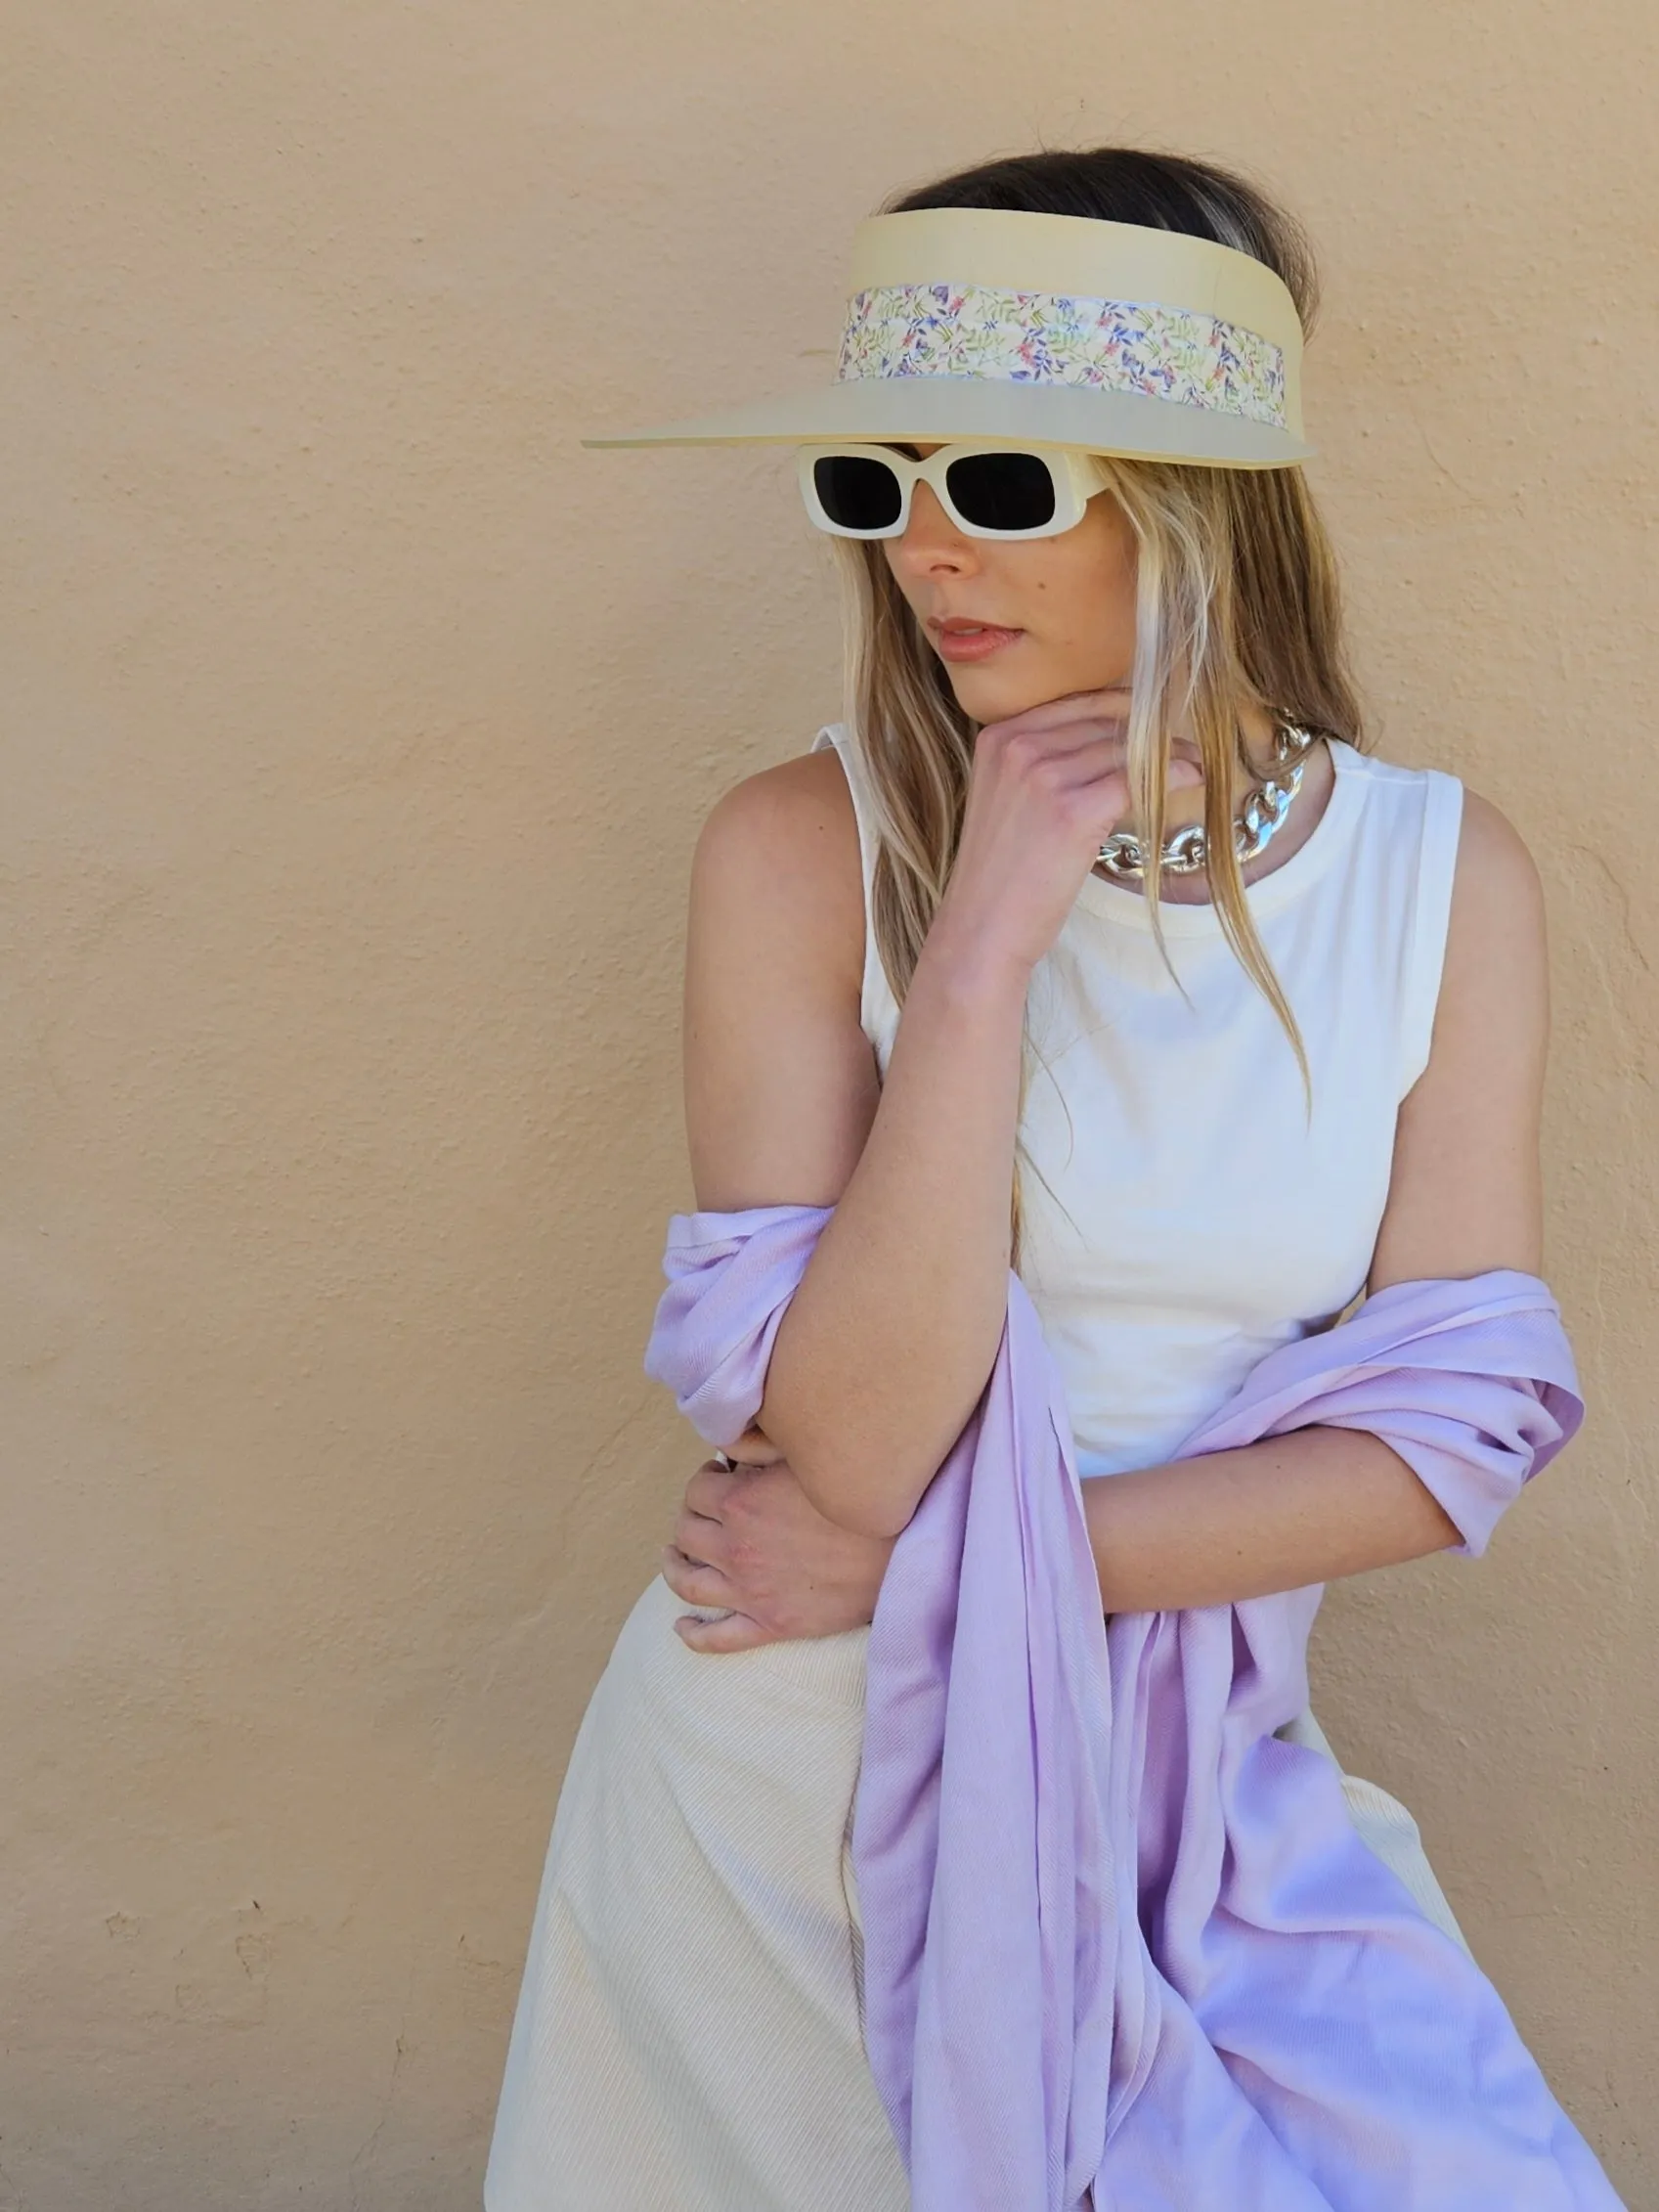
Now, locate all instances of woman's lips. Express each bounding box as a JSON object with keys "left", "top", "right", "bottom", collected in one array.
[{"left": 931, "top": 618, "right": 1025, "bottom": 663}]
